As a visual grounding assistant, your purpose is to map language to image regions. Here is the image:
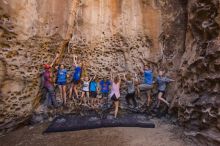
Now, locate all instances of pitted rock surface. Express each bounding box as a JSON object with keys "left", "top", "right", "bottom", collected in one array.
[{"left": 0, "top": 0, "right": 219, "bottom": 145}]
